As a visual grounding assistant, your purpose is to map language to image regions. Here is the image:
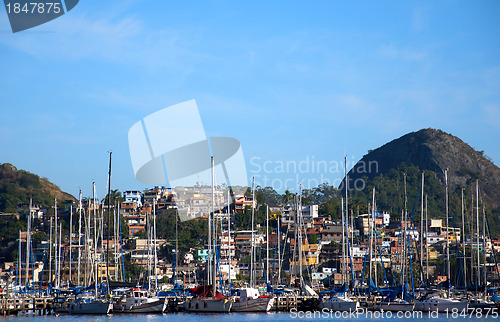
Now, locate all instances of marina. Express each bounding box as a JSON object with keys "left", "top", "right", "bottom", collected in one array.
[
  {"left": 1, "top": 154, "right": 500, "bottom": 318},
  {"left": 1, "top": 1, "right": 499, "bottom": 321}
]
